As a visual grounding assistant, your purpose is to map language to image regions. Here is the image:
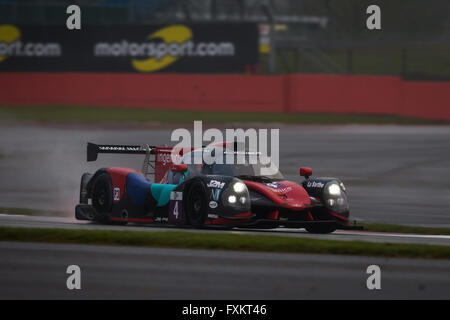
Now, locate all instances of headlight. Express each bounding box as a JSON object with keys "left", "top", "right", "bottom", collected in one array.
[
  {"left": 327, "top": 183, "right": 341, "bottom": 196},
  {"left": 324, "top": 181, "right": 349, "bottom": 213},
  {"left": 228, "top": 195, "right": 237, "bottom": 203},
  {"left": 233, "top": 182, "right": 246, "bottom": 193}
]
